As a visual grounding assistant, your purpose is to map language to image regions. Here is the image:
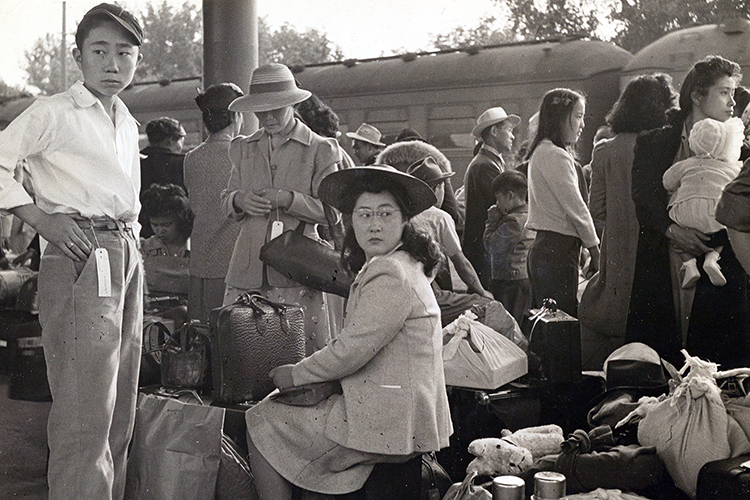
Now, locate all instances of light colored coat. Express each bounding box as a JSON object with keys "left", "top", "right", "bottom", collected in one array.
[
  {"left": 220, "top": 119, "right": 341, "bottom": 289},
  {"left": 291, "top": 250, "right": 454, "bottom": 455}
]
